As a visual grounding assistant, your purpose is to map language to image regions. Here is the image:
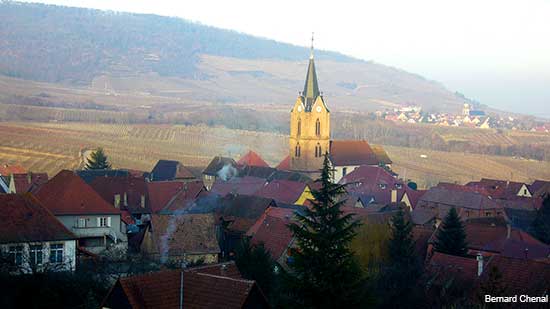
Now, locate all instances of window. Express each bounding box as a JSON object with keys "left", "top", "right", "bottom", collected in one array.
[
  {"left": 485, "top": 211, "right": 492, "bottom": 217},
  {"left": 314, "top": 143, "right": 322, "bottom": 157},
  {"left": 295, "top": 144, "right": 301, "bottom": 157},
  {"left": 342, "top": 167, "right": 347, "bottom": 176},
  {"left": 49, "top": 244, "right": 64, "bottom": 264},
  {"left": 77, "top": 218, "right": 86, "bottom": 228},
  {"left": 8, "top": 246, "right": 23, "bottom": 266},
  {"left": 395, "top": 183, "right": 403, "bottom": 189},
  {"left": 379, "top": 183, "right": 387, "bottom": 189},
  {"left": 315, "top": 118, "right": 321, "bottom": 136},
  {"left": 30, "top": 244, "right": 43, "bottom": 265},
  {"left": 297, "top": 119, "right": 301, "bottom": 136},
  {"left": 98, "top": 217, "right": 110, "bottom": 227}
]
